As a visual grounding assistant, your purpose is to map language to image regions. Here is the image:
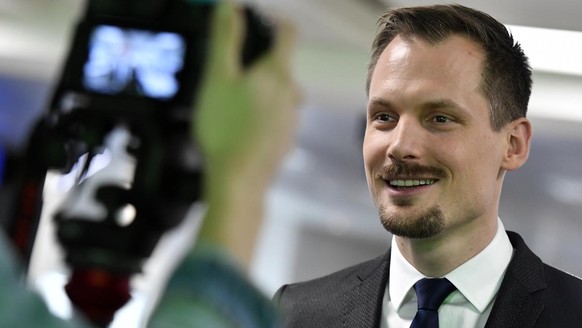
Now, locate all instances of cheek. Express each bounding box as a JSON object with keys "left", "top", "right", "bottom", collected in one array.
[
  {"left": 473, "top": 134, "right": 506, "bottom": 175},
  {"left": 363, "top": 134, "right": 385, "bottom": 169},
  {"left": 362, "top": 134, "right": 385, "bottom": 192},
  {"left": 452, "top": 135, "right": 504, "bottom": 195}
]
